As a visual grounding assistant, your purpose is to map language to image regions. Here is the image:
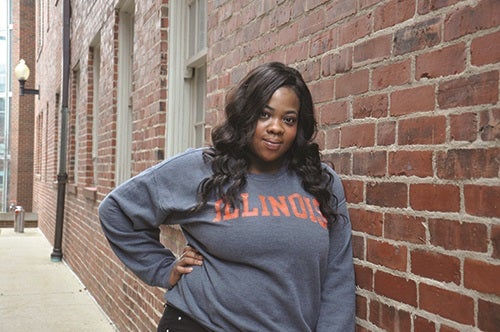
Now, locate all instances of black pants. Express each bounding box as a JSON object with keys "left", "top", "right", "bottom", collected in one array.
[{"left": 157, "top": 304, "right": 210, "bottom": 332}]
